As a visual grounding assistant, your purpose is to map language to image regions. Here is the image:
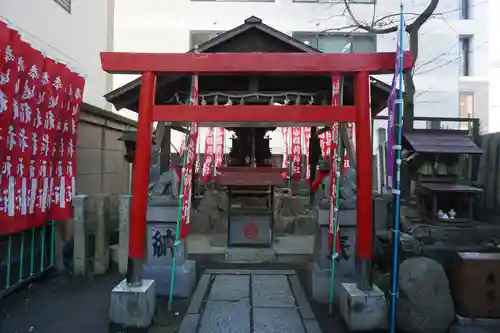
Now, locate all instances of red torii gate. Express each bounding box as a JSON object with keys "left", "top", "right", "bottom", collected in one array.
[{"left": 100, "top": 51, "right": 415, "bottom": 288}]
